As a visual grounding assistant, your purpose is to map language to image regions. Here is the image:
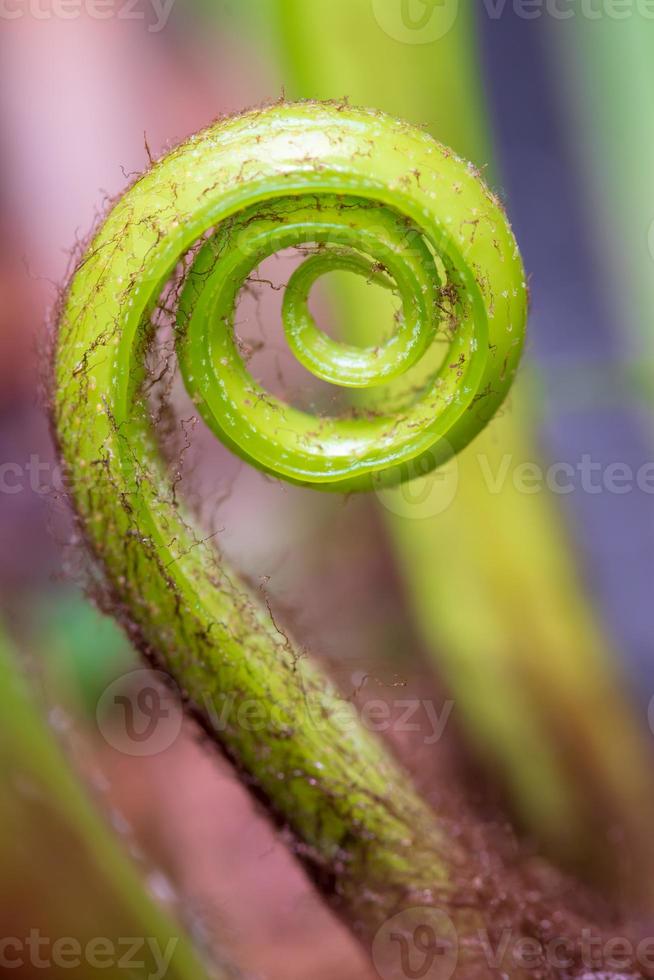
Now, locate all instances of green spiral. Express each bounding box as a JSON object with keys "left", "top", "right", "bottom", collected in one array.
[
  {"left": 53, "top": 102, "right": 527, "bottom": 943},
  {"left": 54, "top": 101, "right": 526, "bottom": 495},
  {"left": 172, "top": 106, "right": 525, "bottom": 490}
]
